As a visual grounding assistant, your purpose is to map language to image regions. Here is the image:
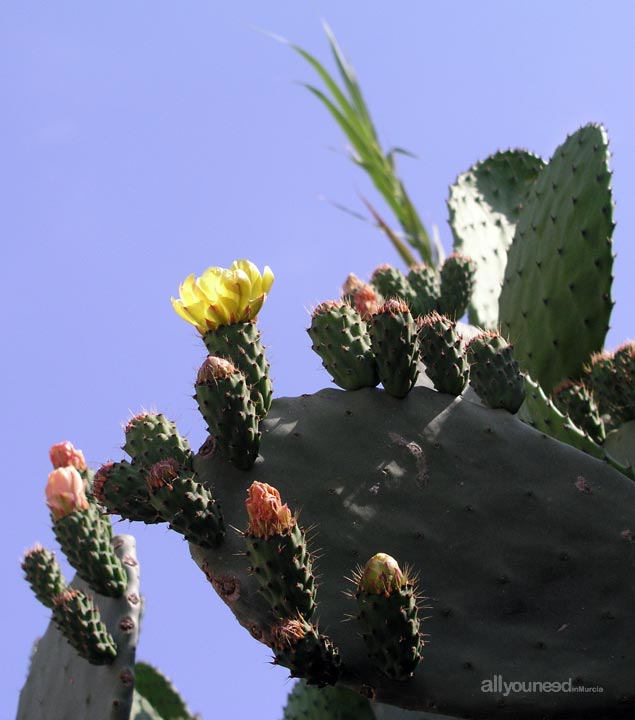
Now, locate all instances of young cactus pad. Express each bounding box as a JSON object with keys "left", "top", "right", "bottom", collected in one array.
[
  {"left": 447, "top": 149, "right": 545, "bottom": 329},
  {"left": 499, "top": 124, "right": 614, "bottom": 393},
  {"left": 189, "top": 386, "right": 635, "bottom": 717}
]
